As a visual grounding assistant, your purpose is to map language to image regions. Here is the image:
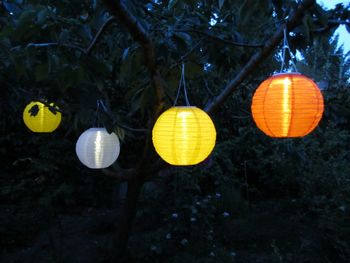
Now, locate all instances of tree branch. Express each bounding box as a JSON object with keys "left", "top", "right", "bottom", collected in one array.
[
  {"left": 86, "top": 17, "right": 117, "bottom": 54},
  {"left": 14, "top": 18, "right": 117, "bottom": 54},
  {"left": 313, "top": 19, "right": 350, "bottom": 33},
  {"left": 102, "top": 0, "right": 165, "bottom": 108},
  {"left": 177, "top": 29, "right": 264, "bottom": 48},
  {"left": 166, "top": 40, "right": 202, "bottom": 73},
  {"left": 102, "top": 0, "right": 165, "bottom": 175},
  {"left": 326, "top": 19, "right": 350, "bottom": 26},
  {"left": 101, "top": 168, "right": 136, "bottom": 181},
  {"left": 18, "top": 42, "right": 86, "bottom": 53},
  {"left": 205, "top": 0, "right": 317, "bottom": 114}
]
